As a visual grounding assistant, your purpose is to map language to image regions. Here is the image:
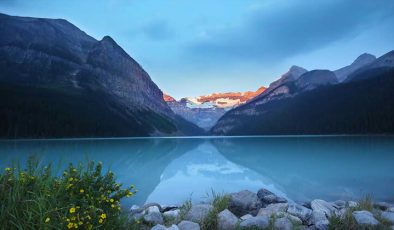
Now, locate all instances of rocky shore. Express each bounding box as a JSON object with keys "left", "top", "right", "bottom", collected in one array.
[{"left": 129, "top": 188, "right": 394, "bottom": 230}]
